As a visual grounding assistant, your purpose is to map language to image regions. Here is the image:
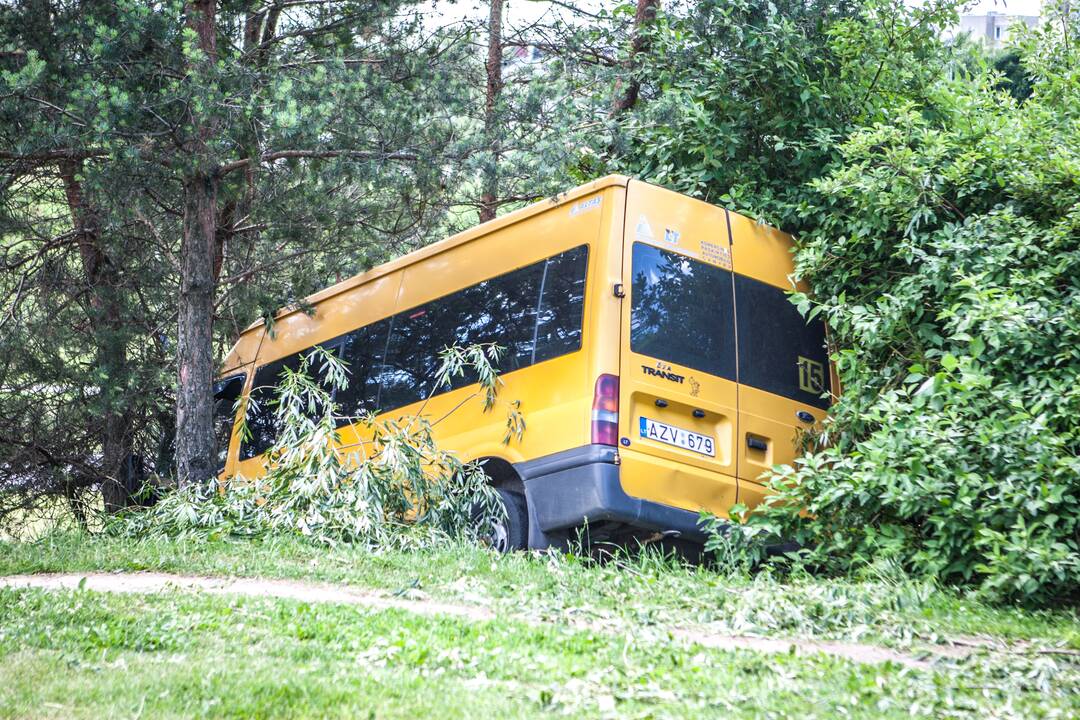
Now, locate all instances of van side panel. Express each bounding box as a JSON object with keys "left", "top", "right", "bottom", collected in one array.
[
  {"left": 228, "top": 184, "right": 624, "bottom": 481},
  {"left": 399, "top": 186, "right": 618, "bottom": 468}
]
